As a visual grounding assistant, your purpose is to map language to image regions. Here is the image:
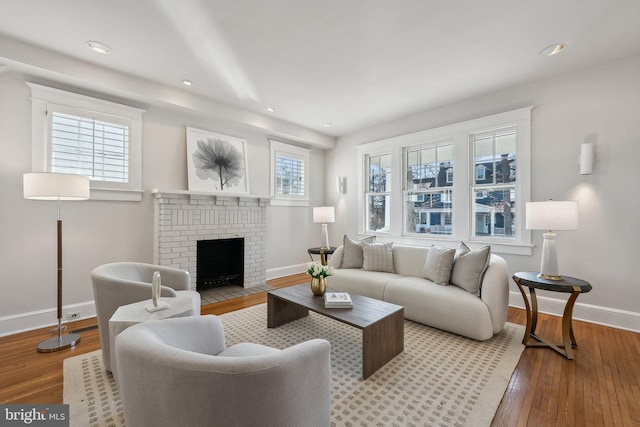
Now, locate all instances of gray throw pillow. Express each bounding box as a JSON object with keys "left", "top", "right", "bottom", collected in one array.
[
  {"left": 450, "top": 242, "right": 491, "bottom": 295},
  {"left": 340, "top": 235, "right": 376, "bottom": 269},
  {"left": 422, "top": 245, "right": 456, "bottom": 285},
  {"left": 362, "top": 242, "right": 395, "bottom": 273}
]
